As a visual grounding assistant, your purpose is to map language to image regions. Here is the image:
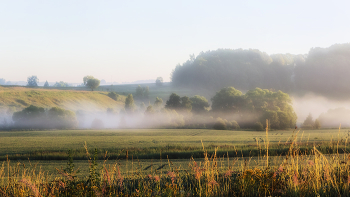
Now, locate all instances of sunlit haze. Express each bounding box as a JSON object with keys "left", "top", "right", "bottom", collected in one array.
[{"left": 1, "top": 0, "right": 350, "bottom": 83}]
